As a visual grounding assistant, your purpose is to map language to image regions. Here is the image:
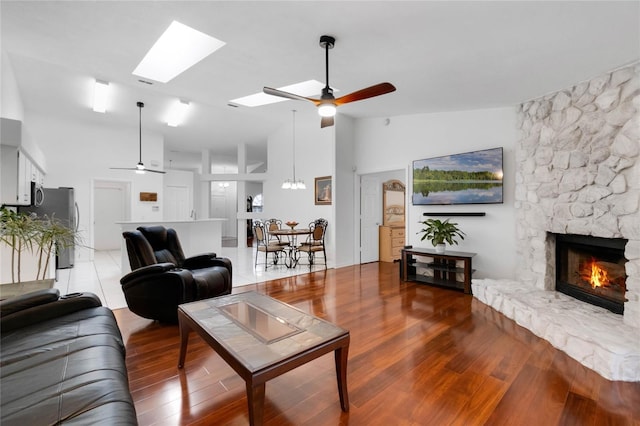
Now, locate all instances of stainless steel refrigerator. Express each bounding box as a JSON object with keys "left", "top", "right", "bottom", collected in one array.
[{"left": 19, "top": 187, "right": 77, "bottom": 269}]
